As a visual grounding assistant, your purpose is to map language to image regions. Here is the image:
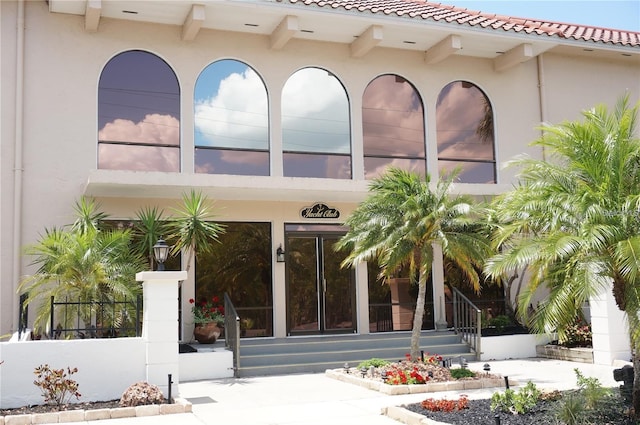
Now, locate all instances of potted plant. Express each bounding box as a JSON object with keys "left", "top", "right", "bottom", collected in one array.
[{"left": 189, "top": 295, "right": 225, "bottom": 344}]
